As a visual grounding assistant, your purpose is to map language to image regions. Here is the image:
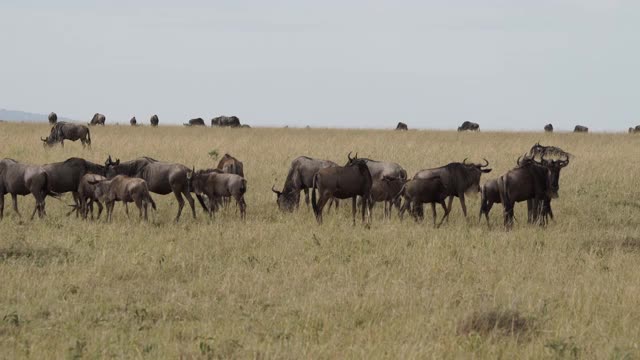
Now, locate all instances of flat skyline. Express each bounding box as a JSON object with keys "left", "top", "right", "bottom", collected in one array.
[{"left": 1, "top": 1, "right": 638, "bottom": 131}]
